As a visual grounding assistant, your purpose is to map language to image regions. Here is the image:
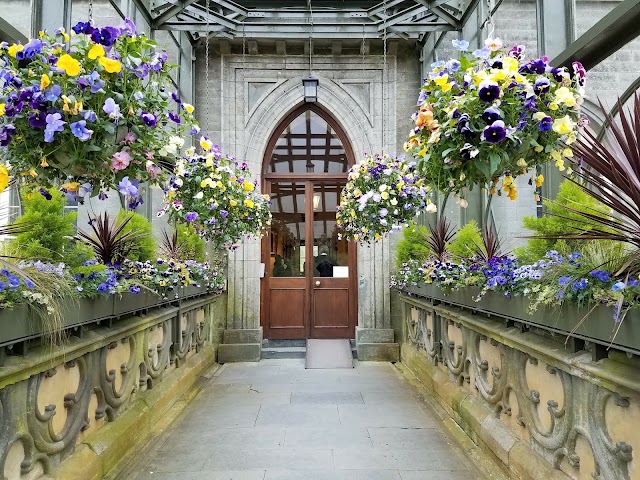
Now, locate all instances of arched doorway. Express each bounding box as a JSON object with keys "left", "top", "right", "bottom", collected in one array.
[{"left": 260, "top": 104, "right": 357, "bottom": 339}]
